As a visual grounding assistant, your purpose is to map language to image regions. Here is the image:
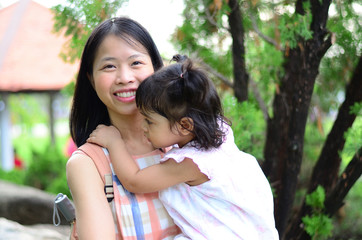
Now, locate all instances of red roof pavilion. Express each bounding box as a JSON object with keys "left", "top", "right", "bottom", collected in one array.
[
  {"left": 0, "top": 0, "right": 79, "bottom": 170},
  {"left": 0, "top": 0, "right": 79, "bottom": 92}
]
